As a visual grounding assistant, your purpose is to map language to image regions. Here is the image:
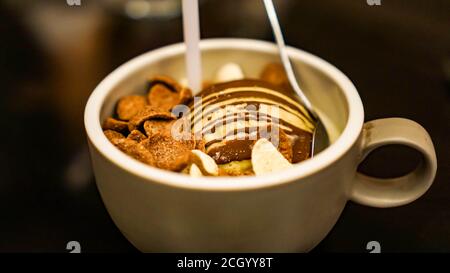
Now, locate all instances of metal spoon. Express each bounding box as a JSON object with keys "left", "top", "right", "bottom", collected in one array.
[{"left": 263, "top": 0, "right": 329, "bottom": 156}]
